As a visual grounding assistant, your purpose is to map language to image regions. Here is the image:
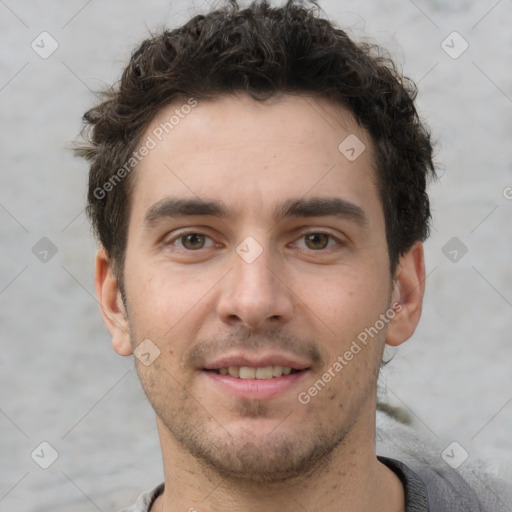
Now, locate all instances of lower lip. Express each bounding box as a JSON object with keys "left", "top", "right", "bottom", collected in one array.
[{"left": 202, "top": 370, "right": 309, "bottom": 400}]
